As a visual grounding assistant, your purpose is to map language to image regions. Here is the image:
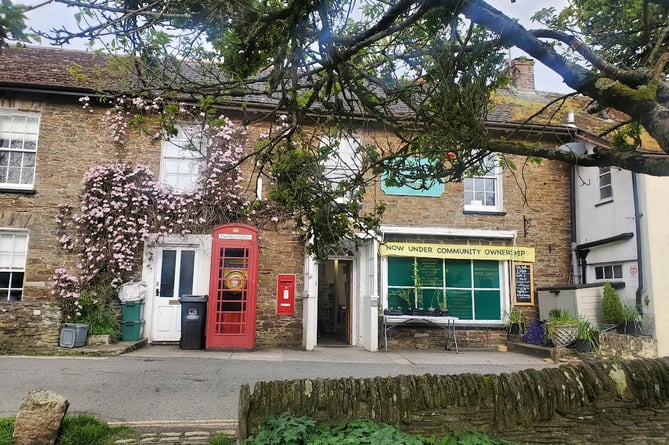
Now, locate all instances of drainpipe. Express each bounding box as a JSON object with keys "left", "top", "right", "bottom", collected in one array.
[
  {"left": 570, "top": 165, "right": 581, "bottom": 284},
  {"left": 632, "top": 173, "right": 644, "bottom": 313},
  {"left": 559, "top": 142, "right": 585, "bottom": 285}
]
